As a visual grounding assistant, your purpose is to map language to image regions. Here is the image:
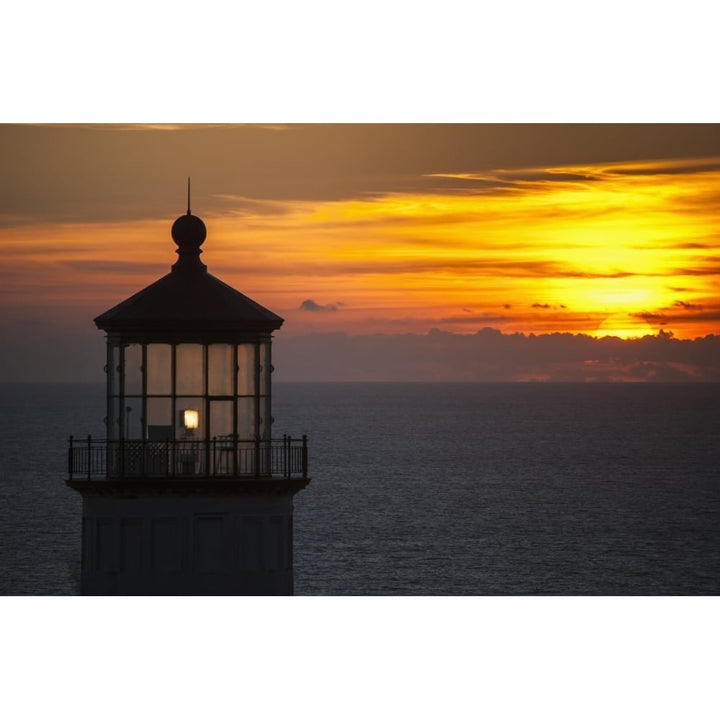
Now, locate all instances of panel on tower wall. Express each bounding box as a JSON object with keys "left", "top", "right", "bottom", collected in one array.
[
  {"left": 81, "top": 516, "right": 91, "bottom": 572},
  {"left": 267, "top": 517, "right": 284, "bottom": 571},
  {"left": 120, "top": 518, "right": 144, "bottom": 574},
  {"left": 194, "top": 515, "right": 231, "bottom": 574},
  {"left": 242, "top": 518, "right": 264, "bottom": 571},
  {"left": 96, "top": 518, "right": 117, "bottom": 572},
  {"left": 151, "top": 518, "right": 182, "bottom": 574}
]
